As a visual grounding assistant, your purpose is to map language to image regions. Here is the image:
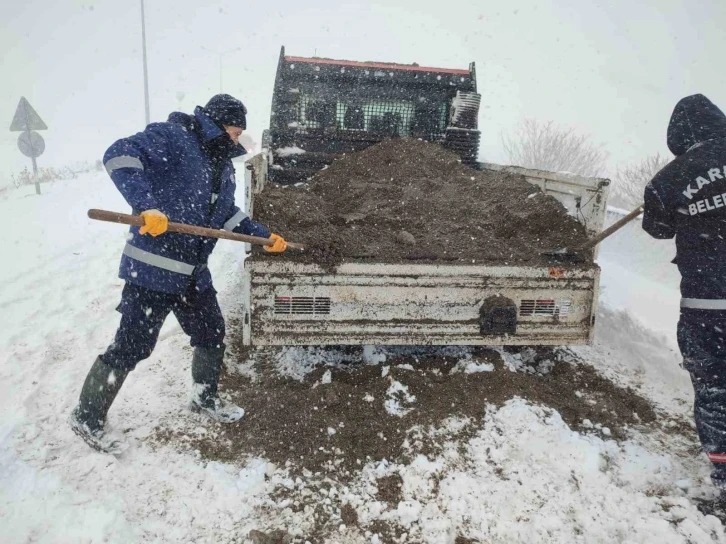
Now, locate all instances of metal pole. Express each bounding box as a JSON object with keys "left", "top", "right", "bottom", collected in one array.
[
  {"left": 31, "top": 154, "right": 40, "bottom": 195},
  {"left": 141, "top": 0, "right": 150, "bottom": 125},
  {"left": 22, "top": 104, "right": 40, "bottom": 195},
  {"left": 202, "top": 46, "right": 240, "bottom": 94}
]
